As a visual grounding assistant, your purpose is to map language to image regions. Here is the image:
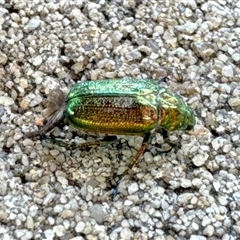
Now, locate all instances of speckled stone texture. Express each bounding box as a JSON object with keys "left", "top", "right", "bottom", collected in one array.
[{"left": 0, "top": 0, "right": 240, "bottom": 239}]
